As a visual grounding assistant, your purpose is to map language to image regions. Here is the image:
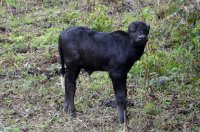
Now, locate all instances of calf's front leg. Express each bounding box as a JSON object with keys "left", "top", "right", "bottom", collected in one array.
[{"left": 109, "top": 72, "right": 127, "bottom": 123}]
